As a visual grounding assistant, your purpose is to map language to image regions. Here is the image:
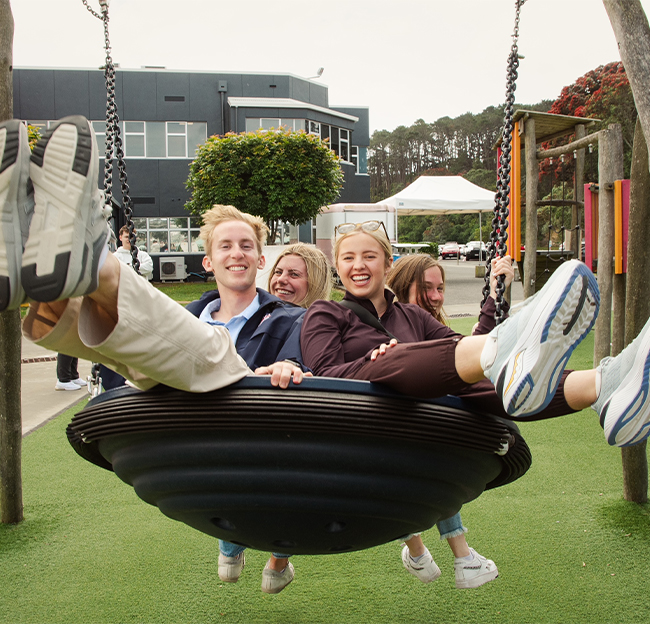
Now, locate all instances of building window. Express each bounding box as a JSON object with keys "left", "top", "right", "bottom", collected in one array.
[
  {"left": 350, "top": 146, "right": 368, "bottom": 174},
  {"left": 340, "top": 128, "right": 349, "bottom": 162},
  {"left": 124, "top": 121, "right": 146, "bottom": 157},
  {"left": 261, "top": 118, "right": 281, "bottom": 131},
  {"left": 130, "top": 217, "right": 203, "bottom": 254},
  {"left": 187, "top": 122, "right": 207, "bottom": 157},
  {"left": 246, "top": 118, "right": 307, "bottom": 132},
  {"left": 321, "top": 124, "right": 330, "bottom": 143},
  {"left": 167, "top": 122, "right": 187, "bottom": 158},
  {"left": 243, "top": 118, "right": 352, "bottom": 162},
  {"left": 330, "top": 127, "right": 339, "bottom": 156},
  {"left": 245, "top": 118, "right": 260, "bottom": 132},
  {"left": 33, "top": 120, "right": 207, "bottom": 160}
]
